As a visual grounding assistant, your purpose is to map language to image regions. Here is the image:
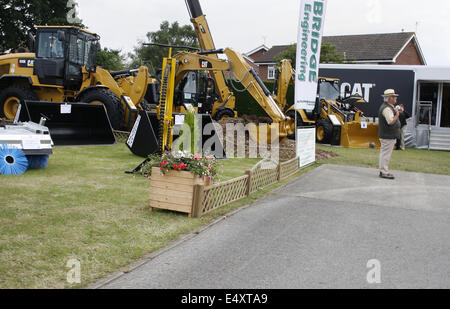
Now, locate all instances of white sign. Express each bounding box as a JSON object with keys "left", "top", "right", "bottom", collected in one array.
[
  {"left": 295, "top": 0, "right": 328, "bottom": 110},
  {"left": 123, "top": 96, "right": 137, "bottom": 111},
  {"left": 296, "top": 128, "right": 316, "bottom": 168},
  {"left": 175, "top": 115, "right": 186, "bottom": 125},
  {"left": 61, "top": 104, "right": 72, "bottom": 114},
  {"left": 127, "top": 115, "right": 141, "bottom": 148},
  {"left": 22, "top": 138, "right": 41, "bottom": 150}
]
